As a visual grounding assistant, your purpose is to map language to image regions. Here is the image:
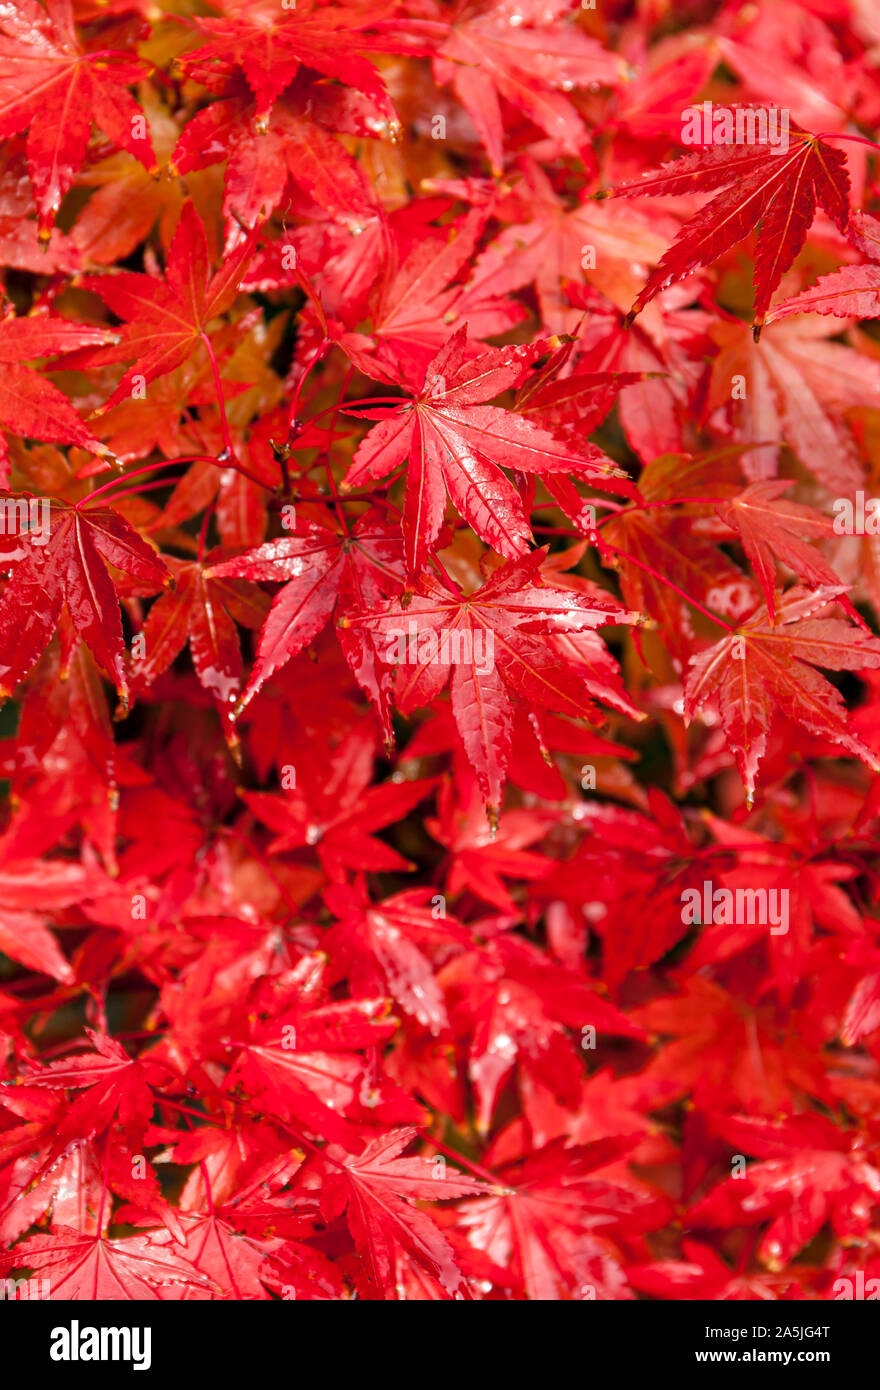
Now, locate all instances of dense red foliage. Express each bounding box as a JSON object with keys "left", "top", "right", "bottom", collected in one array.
[{"left": 2, "top": 0, "right": 880, "bottom": 1302}]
